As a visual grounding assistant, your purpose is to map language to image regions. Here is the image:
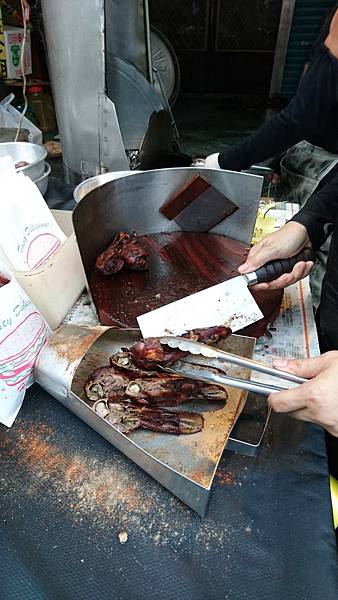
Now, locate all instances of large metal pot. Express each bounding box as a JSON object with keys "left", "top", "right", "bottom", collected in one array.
[
  {"left": 73, "top": 170, "right": 136, "bottom": 203},
  {"left": 0, "top": 141, "right": 47, "bottom": 180}
]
